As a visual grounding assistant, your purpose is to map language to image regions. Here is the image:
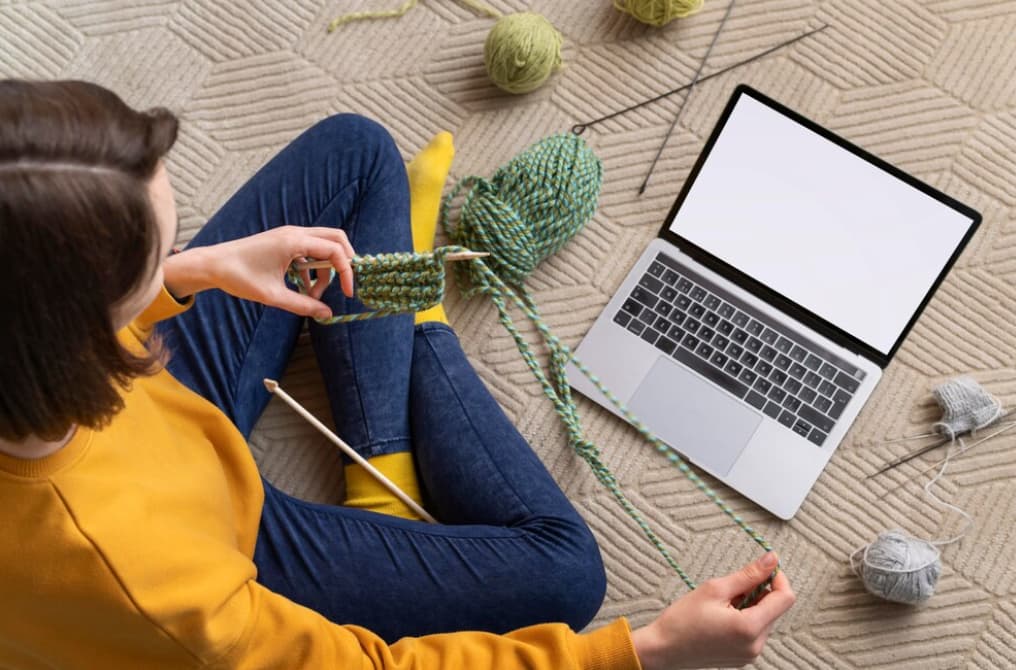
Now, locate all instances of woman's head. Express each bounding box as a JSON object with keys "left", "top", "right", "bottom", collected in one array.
[{"left": 0, "top": 80, "right": 179, "bottom": 442}]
